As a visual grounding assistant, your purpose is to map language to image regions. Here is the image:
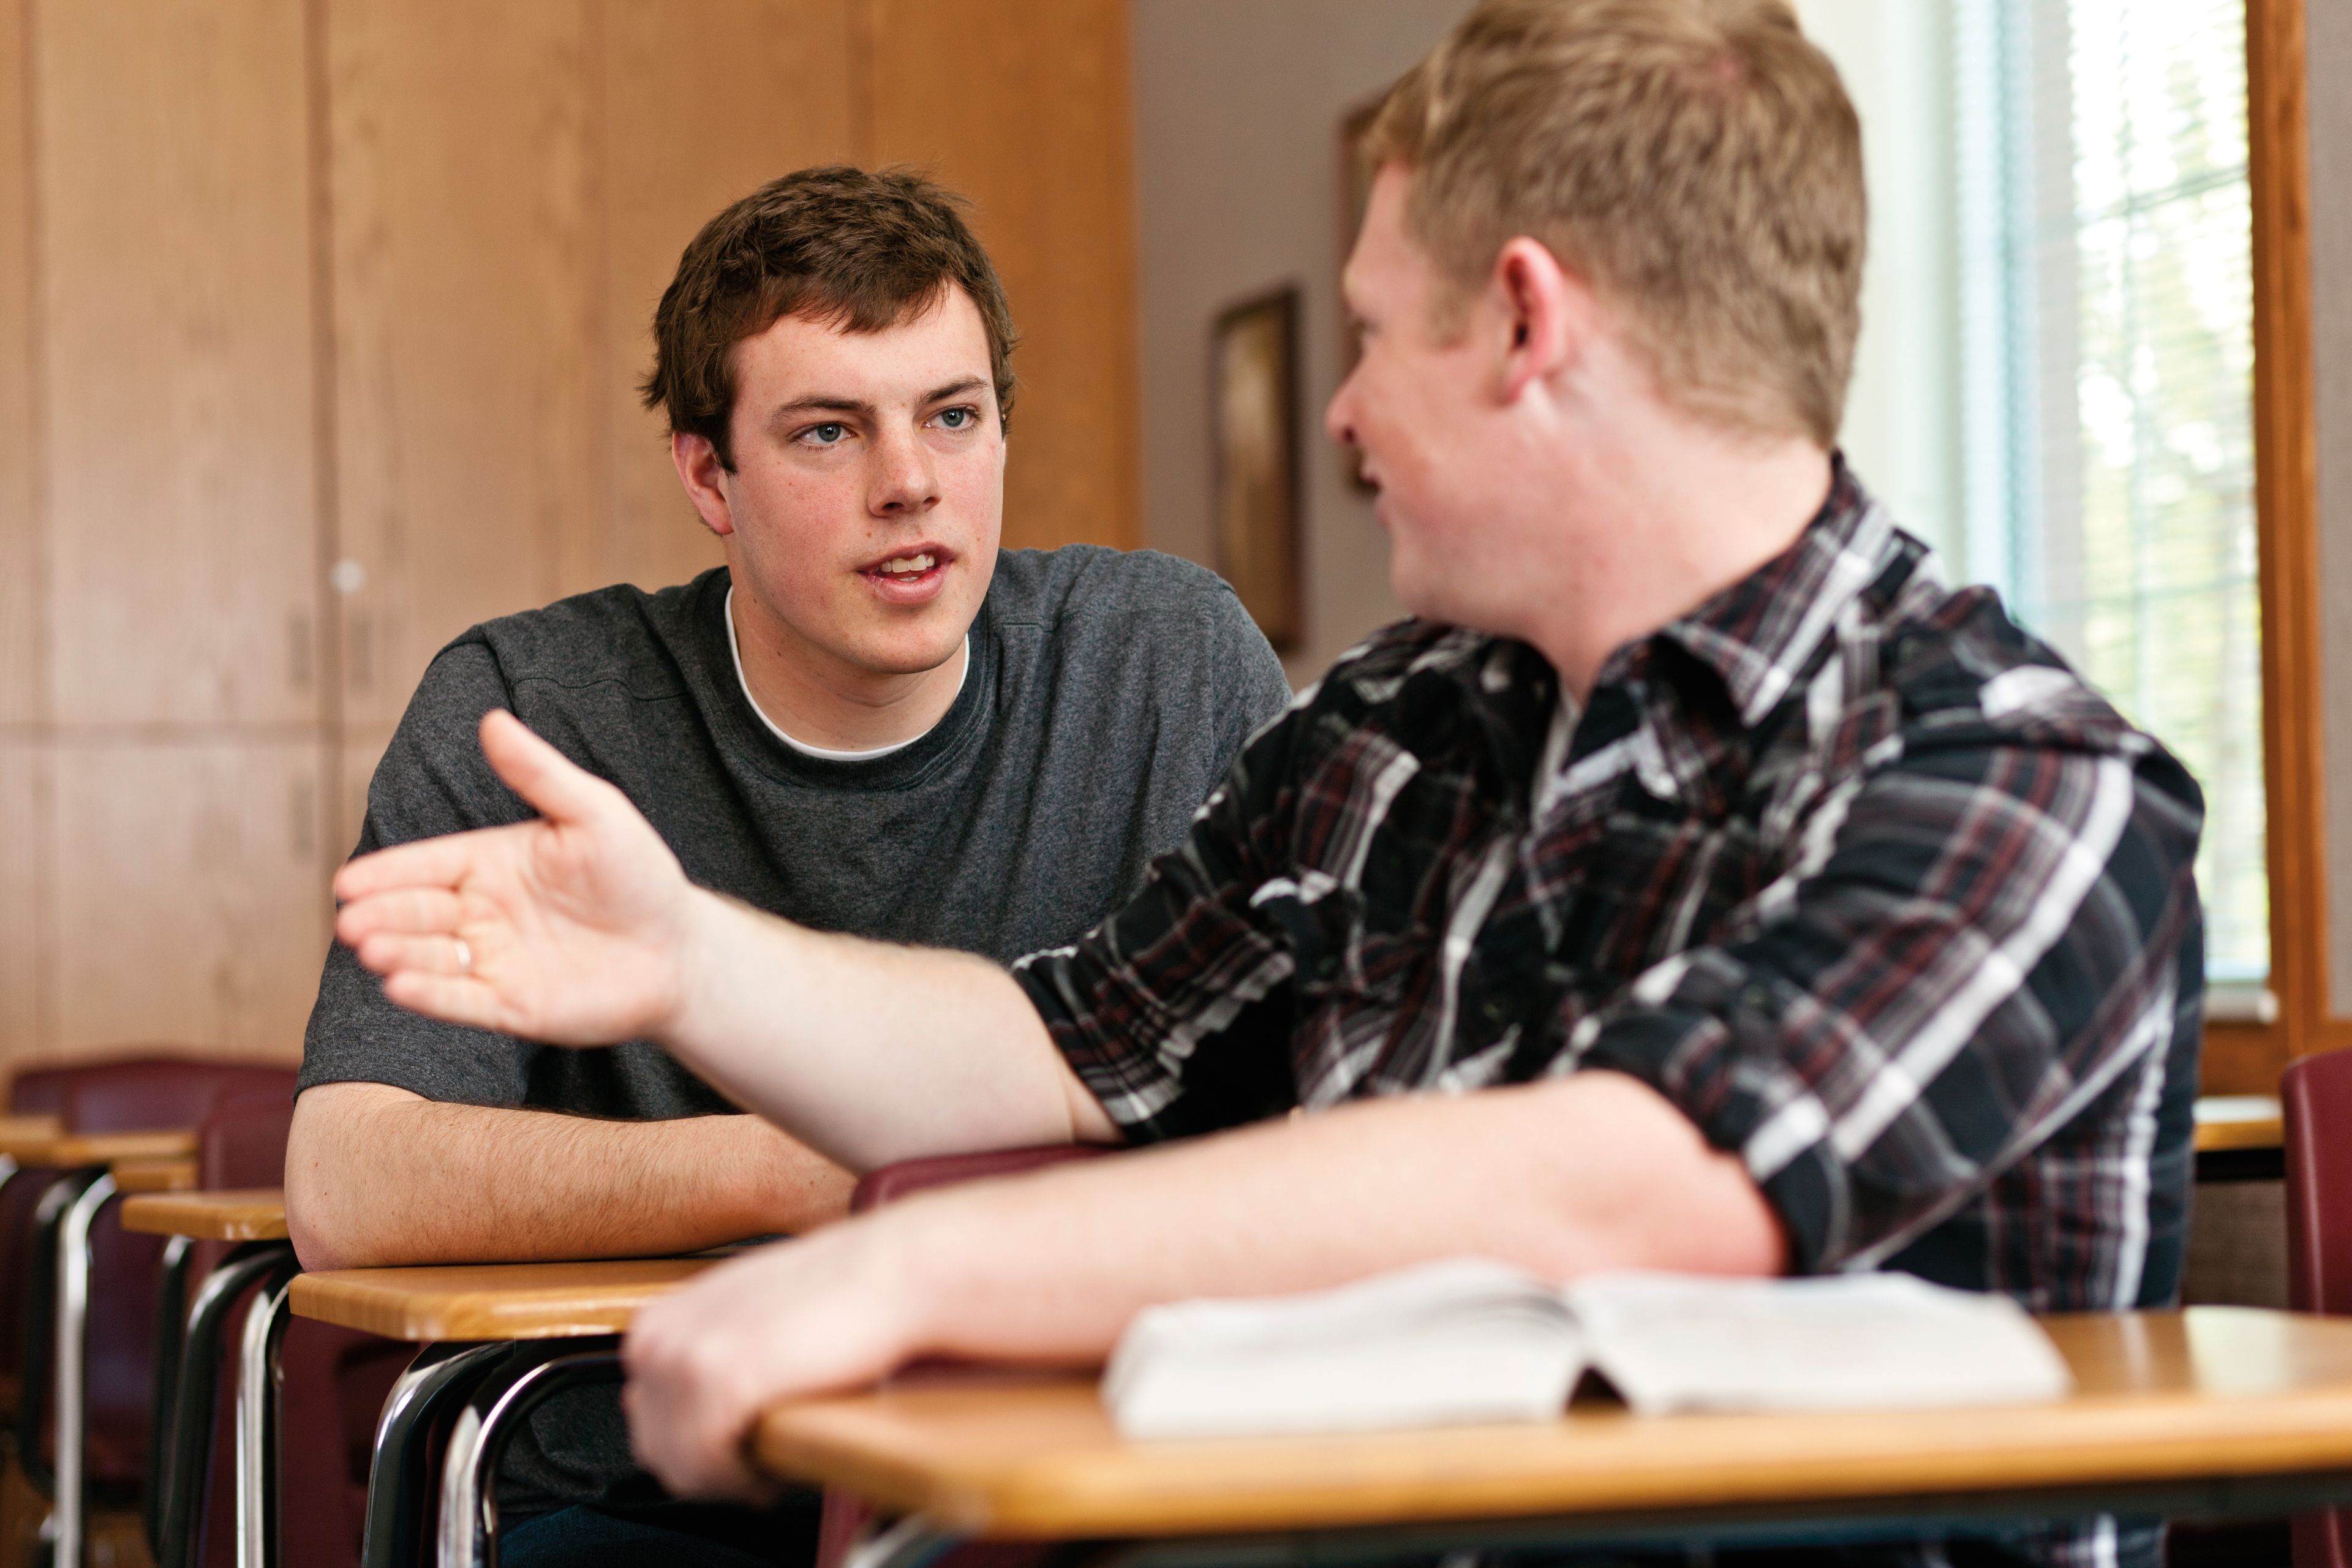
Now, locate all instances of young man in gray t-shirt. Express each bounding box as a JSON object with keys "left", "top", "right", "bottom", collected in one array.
[{"left": 287, "top": 167, "right": 1289, "bottom": 1562}]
